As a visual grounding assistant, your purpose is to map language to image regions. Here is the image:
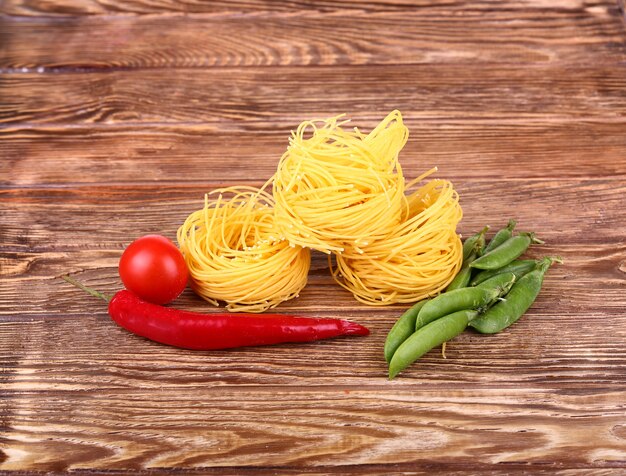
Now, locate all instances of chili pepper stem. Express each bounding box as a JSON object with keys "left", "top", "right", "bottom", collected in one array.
[{"left": 61, "top": 275, "right": 112, "bottom": 302}]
